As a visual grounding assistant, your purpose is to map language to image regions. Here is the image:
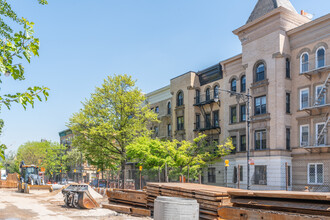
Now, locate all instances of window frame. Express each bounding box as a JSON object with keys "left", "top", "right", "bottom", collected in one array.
[
  {"left": 230, "top": 106, "right": 237, "bottom": 124},
  {"left": 286, "top": 128, "right": 291, "bottom": 150},
  {"left": 177, "top": 91, "right": 184, "bottom": 107},
  {"left": 206, "top": 88, "right": 211, "bottom": 101},
  {"left": 167, "top": 124, "right": 171, "bottom": 137},
  {"left": 231, "top": 136, "right": 237, "bottom": 154},
  {"left": 195, "top": 89, "right": 200, "bottom": 104},
  {"left": 240, "top": 135, "right": 246, "bottom": 152},
  {"left": 300, "top": 124, "right": 309, "bottom": 147},
  {"left": 177, "top": 116, "right": 184, "bottom": 131},
  {"left": 254, "top": 96, "right": 267, "bottom": 115},
  {"left": 286, "top": 58, "right": 291, "bottom": 79},
  {"left": 155, "top": 106, "right": 159, "bottom": 113},
  {"left": 286, "top": 93, "right": 290, "bottom": 114},
  {"left": 205, "top": 113, "right": 211, "bottom": 129},
  {"left": 300, "top": 88, "right": 309, "bottom": 110},
  {"left": 300, "top": 52, "right": 309, "bottom": 73},
  {"left": 208, "top": 167, "right": 216, "bottom": 183},
  {"left": 255, "top": 63, "right": 265, "bottom": 82},
  {"left": 240, "top": 104, "right": 246, "bottom": 122},
  {"left": 316, "top": 47, "right": 325, "bottom": 69},
  {"left": 213, "top": 110, "right": 219, "bottom": 128},
  {"left": 316, "top": 122, "right": 326, "bottom": 146},
  {"left": 195, "top": 114, "right": 200, "bottom": 130},
  {"left": 255, "top": 130, "right": 267, "bottom": 150},
  {"left": 315, "top": 85, "right": 326, "bottom": 106},
  {"left": 167, "top": 102, "right": 171, "bottom": 115},
  {"left": 241, "top": 75, "right": 246, "bottom": 92},
  {"left": 308, "top": 163, "right": 323, "bottom": 185},
  {"left": 254, "top": 165, "right": 267, "bottom": 185},
  {"left": 231, "top": 79, "right": 237, "bottom": 92}
]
